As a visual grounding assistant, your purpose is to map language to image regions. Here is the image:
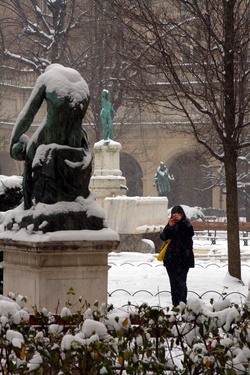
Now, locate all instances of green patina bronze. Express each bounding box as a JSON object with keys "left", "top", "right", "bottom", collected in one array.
[
  {"left": 153, "top": 162, "right": 174, "bottom": 197},
  {"left": 9, "top": 64, "right": 104, "bottom": 232},
  {"left": 100, "top": 89, "right": 116, "bottom": 143}
]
